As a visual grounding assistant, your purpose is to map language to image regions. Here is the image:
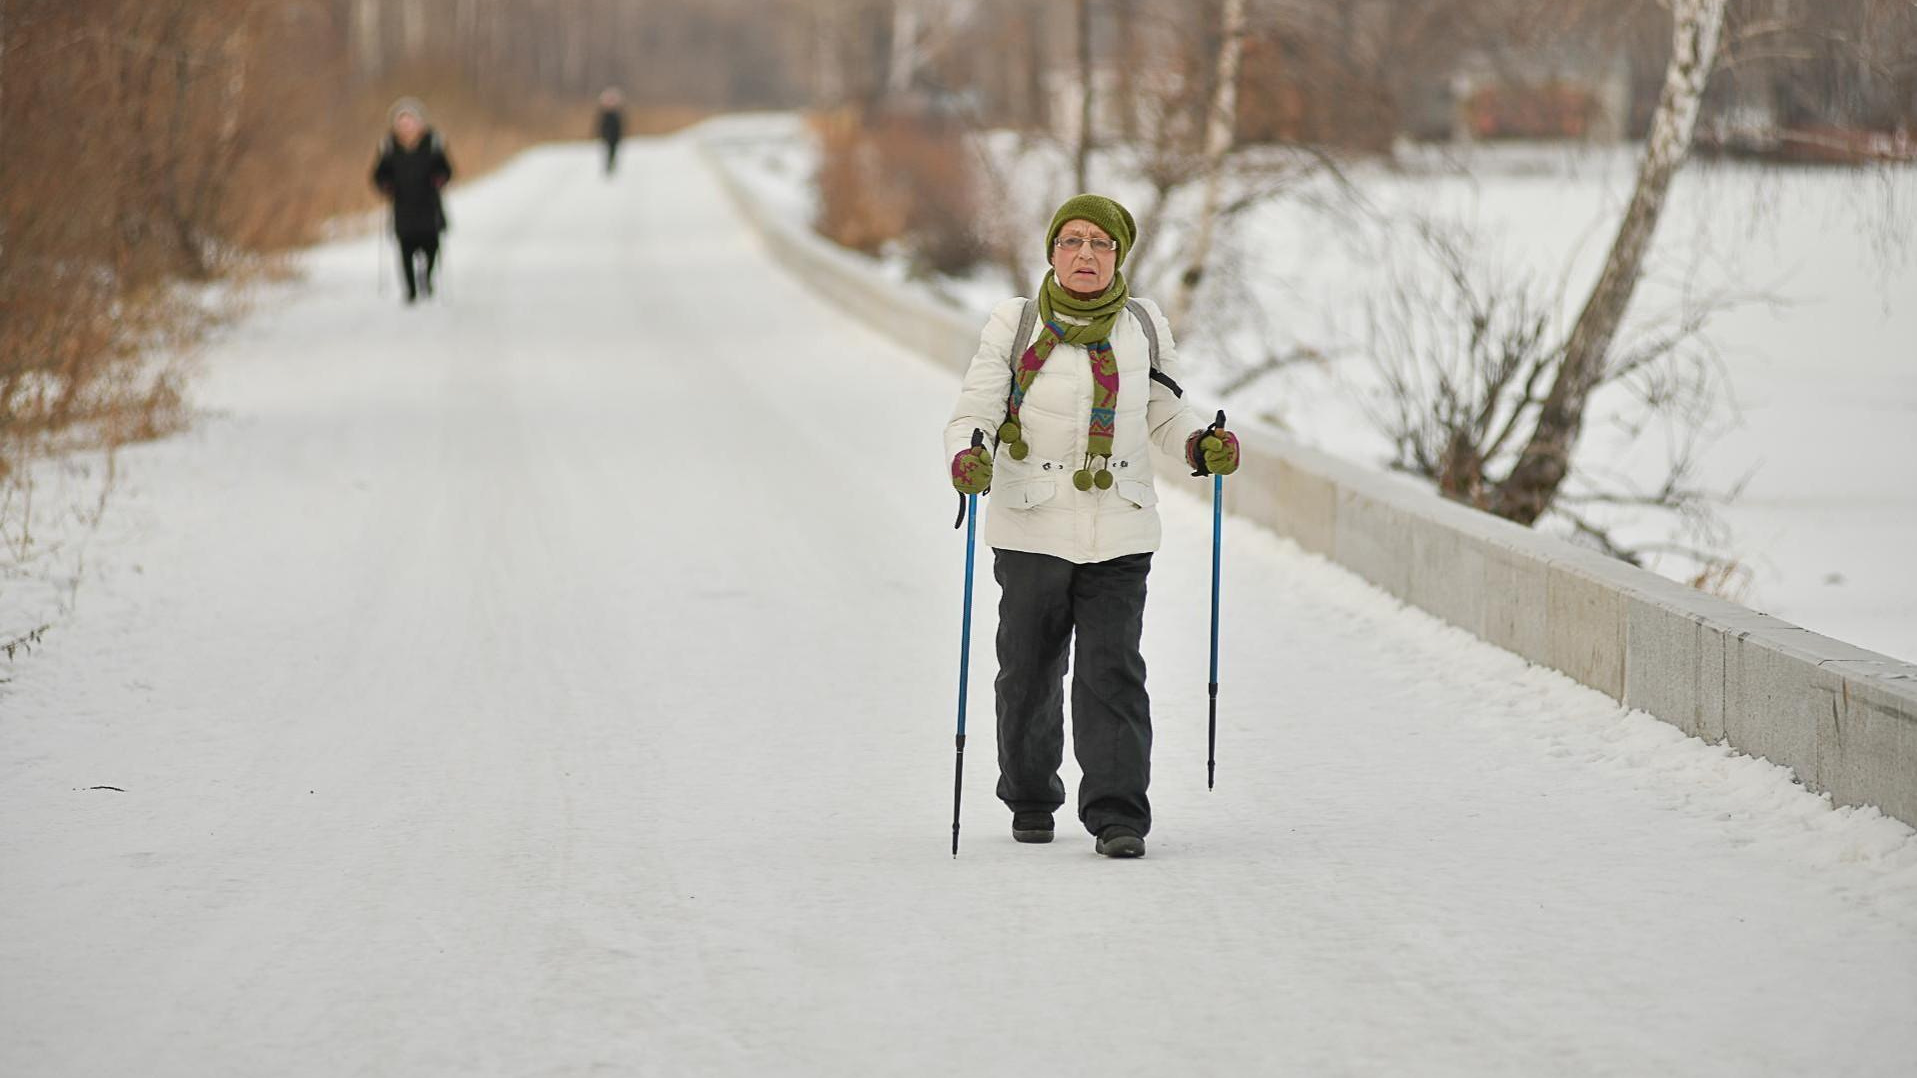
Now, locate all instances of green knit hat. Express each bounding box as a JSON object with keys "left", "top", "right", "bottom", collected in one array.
[{"left": 1047, "top": 194, "right": 1136, "bottom": 269}]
